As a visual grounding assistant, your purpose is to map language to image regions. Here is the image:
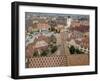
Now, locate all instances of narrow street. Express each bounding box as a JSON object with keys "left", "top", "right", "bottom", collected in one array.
[{"left": 60, "top": 31, "right": 70, "bottom": 56}]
